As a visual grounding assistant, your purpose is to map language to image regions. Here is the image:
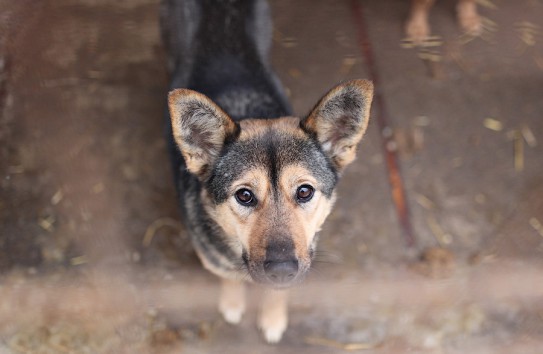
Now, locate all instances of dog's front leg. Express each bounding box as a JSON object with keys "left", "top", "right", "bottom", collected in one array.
[
  {"left": 219, "top": 278, "right": 246, "bottom": 324},
  {"left": 258, "top": 289, "right": 288, "bottom": 343},
  {"left": 405, "top": 0, "right": 436, "bottom": 44},
  {"left": 457, "top": 0, "right": 481, "bottom": 36}
]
